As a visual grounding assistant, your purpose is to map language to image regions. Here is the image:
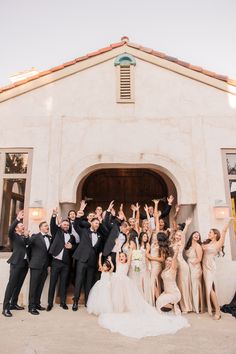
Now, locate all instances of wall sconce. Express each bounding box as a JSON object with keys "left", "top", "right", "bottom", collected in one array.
[
  {"left": 29, "top": 200, "right": 45, "bottom": 221},
  {"left": 213, "top": 201, "right": 229, "bottom": 219}
]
